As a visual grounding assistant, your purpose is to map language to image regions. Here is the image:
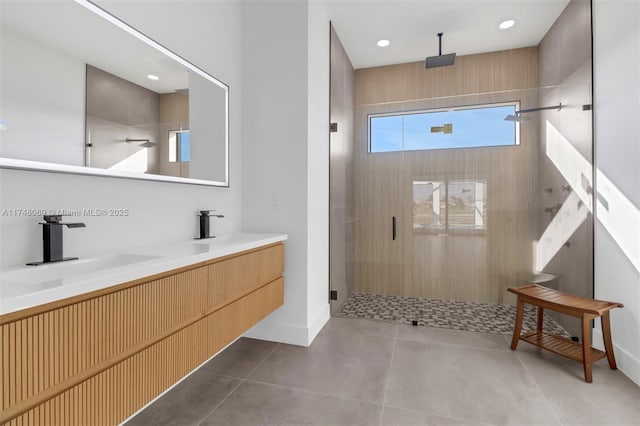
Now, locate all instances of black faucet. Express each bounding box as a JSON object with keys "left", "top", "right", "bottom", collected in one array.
[
  {"left": 196, "top": 210, "right": 224, "bottom": 239},
  {"left": 26, "top": 215, "right": 86, "bottom": 265}
]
